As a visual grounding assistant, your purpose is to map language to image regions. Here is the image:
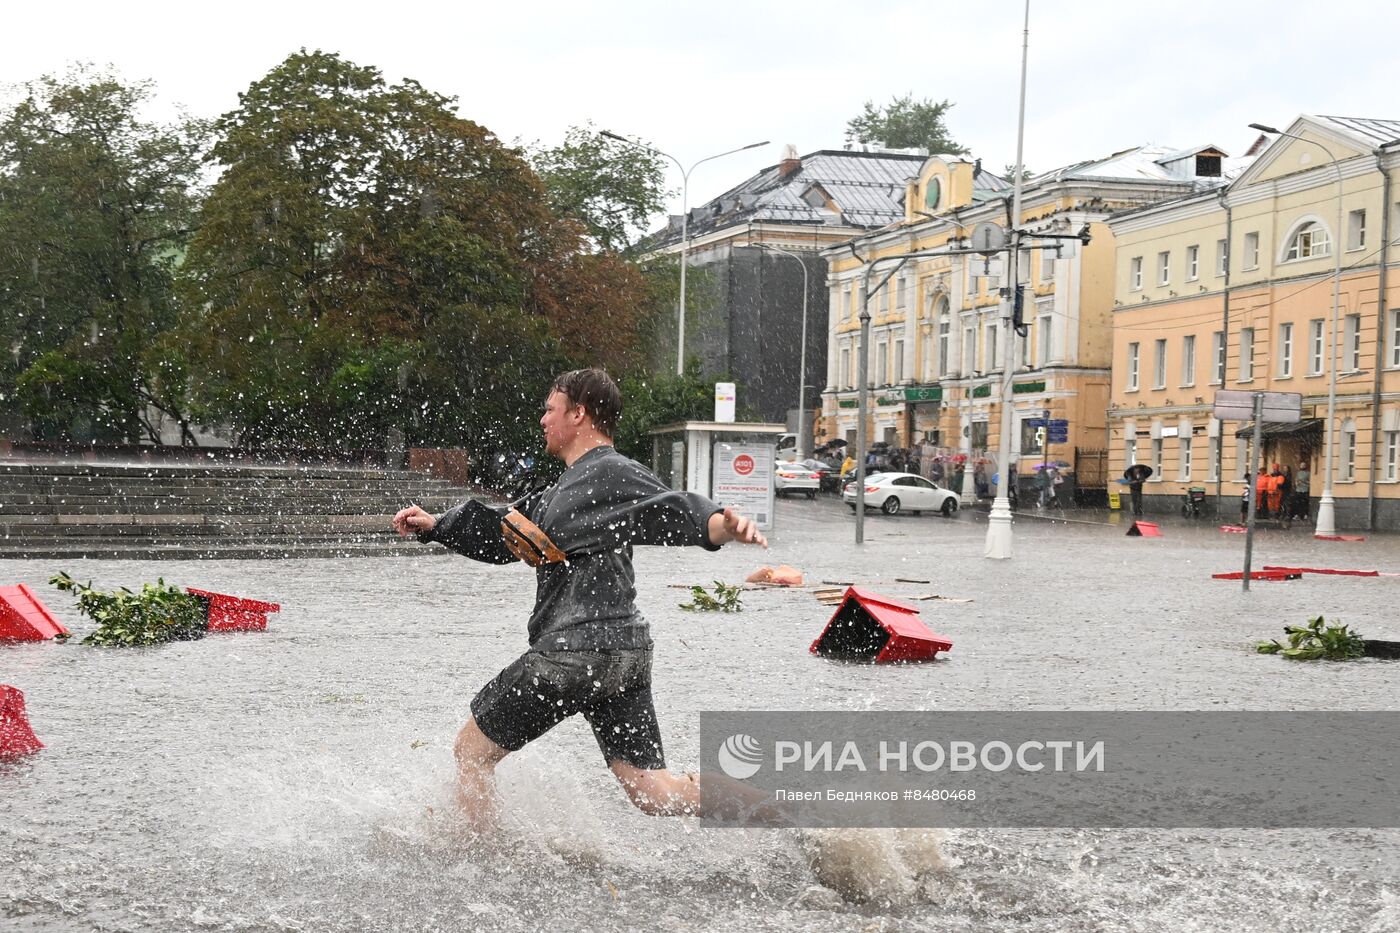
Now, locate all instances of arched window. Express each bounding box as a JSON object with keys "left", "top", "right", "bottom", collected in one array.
[{"left": 1284, "top": 220, "right": 1331, "bottom": 261}]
